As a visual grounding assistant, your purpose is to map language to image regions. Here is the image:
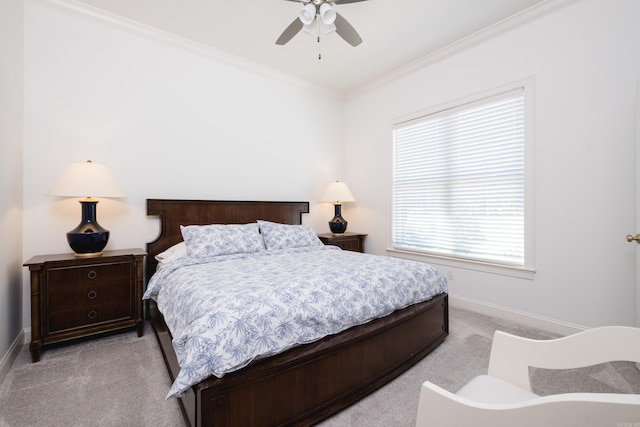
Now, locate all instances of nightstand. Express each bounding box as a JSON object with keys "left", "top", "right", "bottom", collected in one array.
[
  {"left": 24, "top": 248, "right": 146, "bottom": 362},
  {"left": 317, "top": 232, "right": 367, "bottom": 253}
]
